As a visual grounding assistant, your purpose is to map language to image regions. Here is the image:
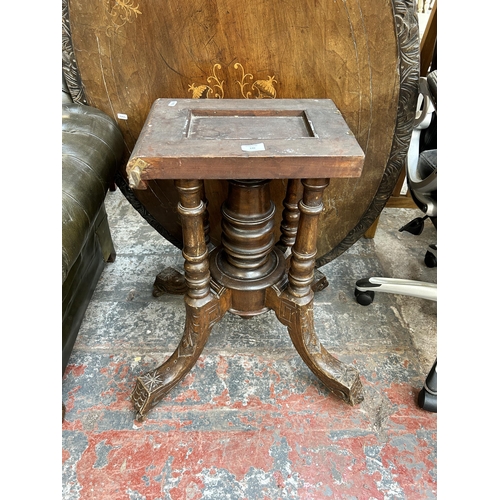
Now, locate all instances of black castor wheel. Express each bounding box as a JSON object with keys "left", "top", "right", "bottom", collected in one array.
[
  {"left": 418, "top": 388, "right": 437, "bottom": 413},
  {"left": 354, "top": 288, "right": 374, "bottom": 306},
  {"left": 417, "top": 360, "right": 437, "bottom": 412},
  {"left": 424, "top": 250, "right": 437, "bottom": 268}
]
